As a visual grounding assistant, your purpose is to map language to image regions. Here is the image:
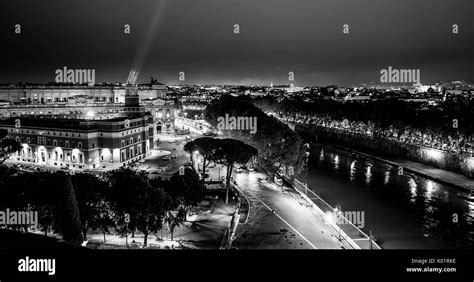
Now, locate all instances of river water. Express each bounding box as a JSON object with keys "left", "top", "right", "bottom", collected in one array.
[{"left": 298, "top": 144, "right": 474, "bottom": 249}]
